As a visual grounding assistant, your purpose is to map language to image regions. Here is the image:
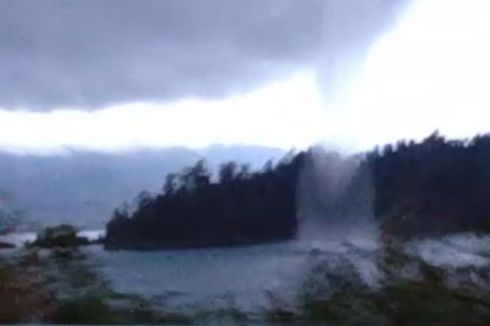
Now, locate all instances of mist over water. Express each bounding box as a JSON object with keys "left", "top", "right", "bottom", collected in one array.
[{"left": 297, "top": 146, "right": 377, "bottom": 245}]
